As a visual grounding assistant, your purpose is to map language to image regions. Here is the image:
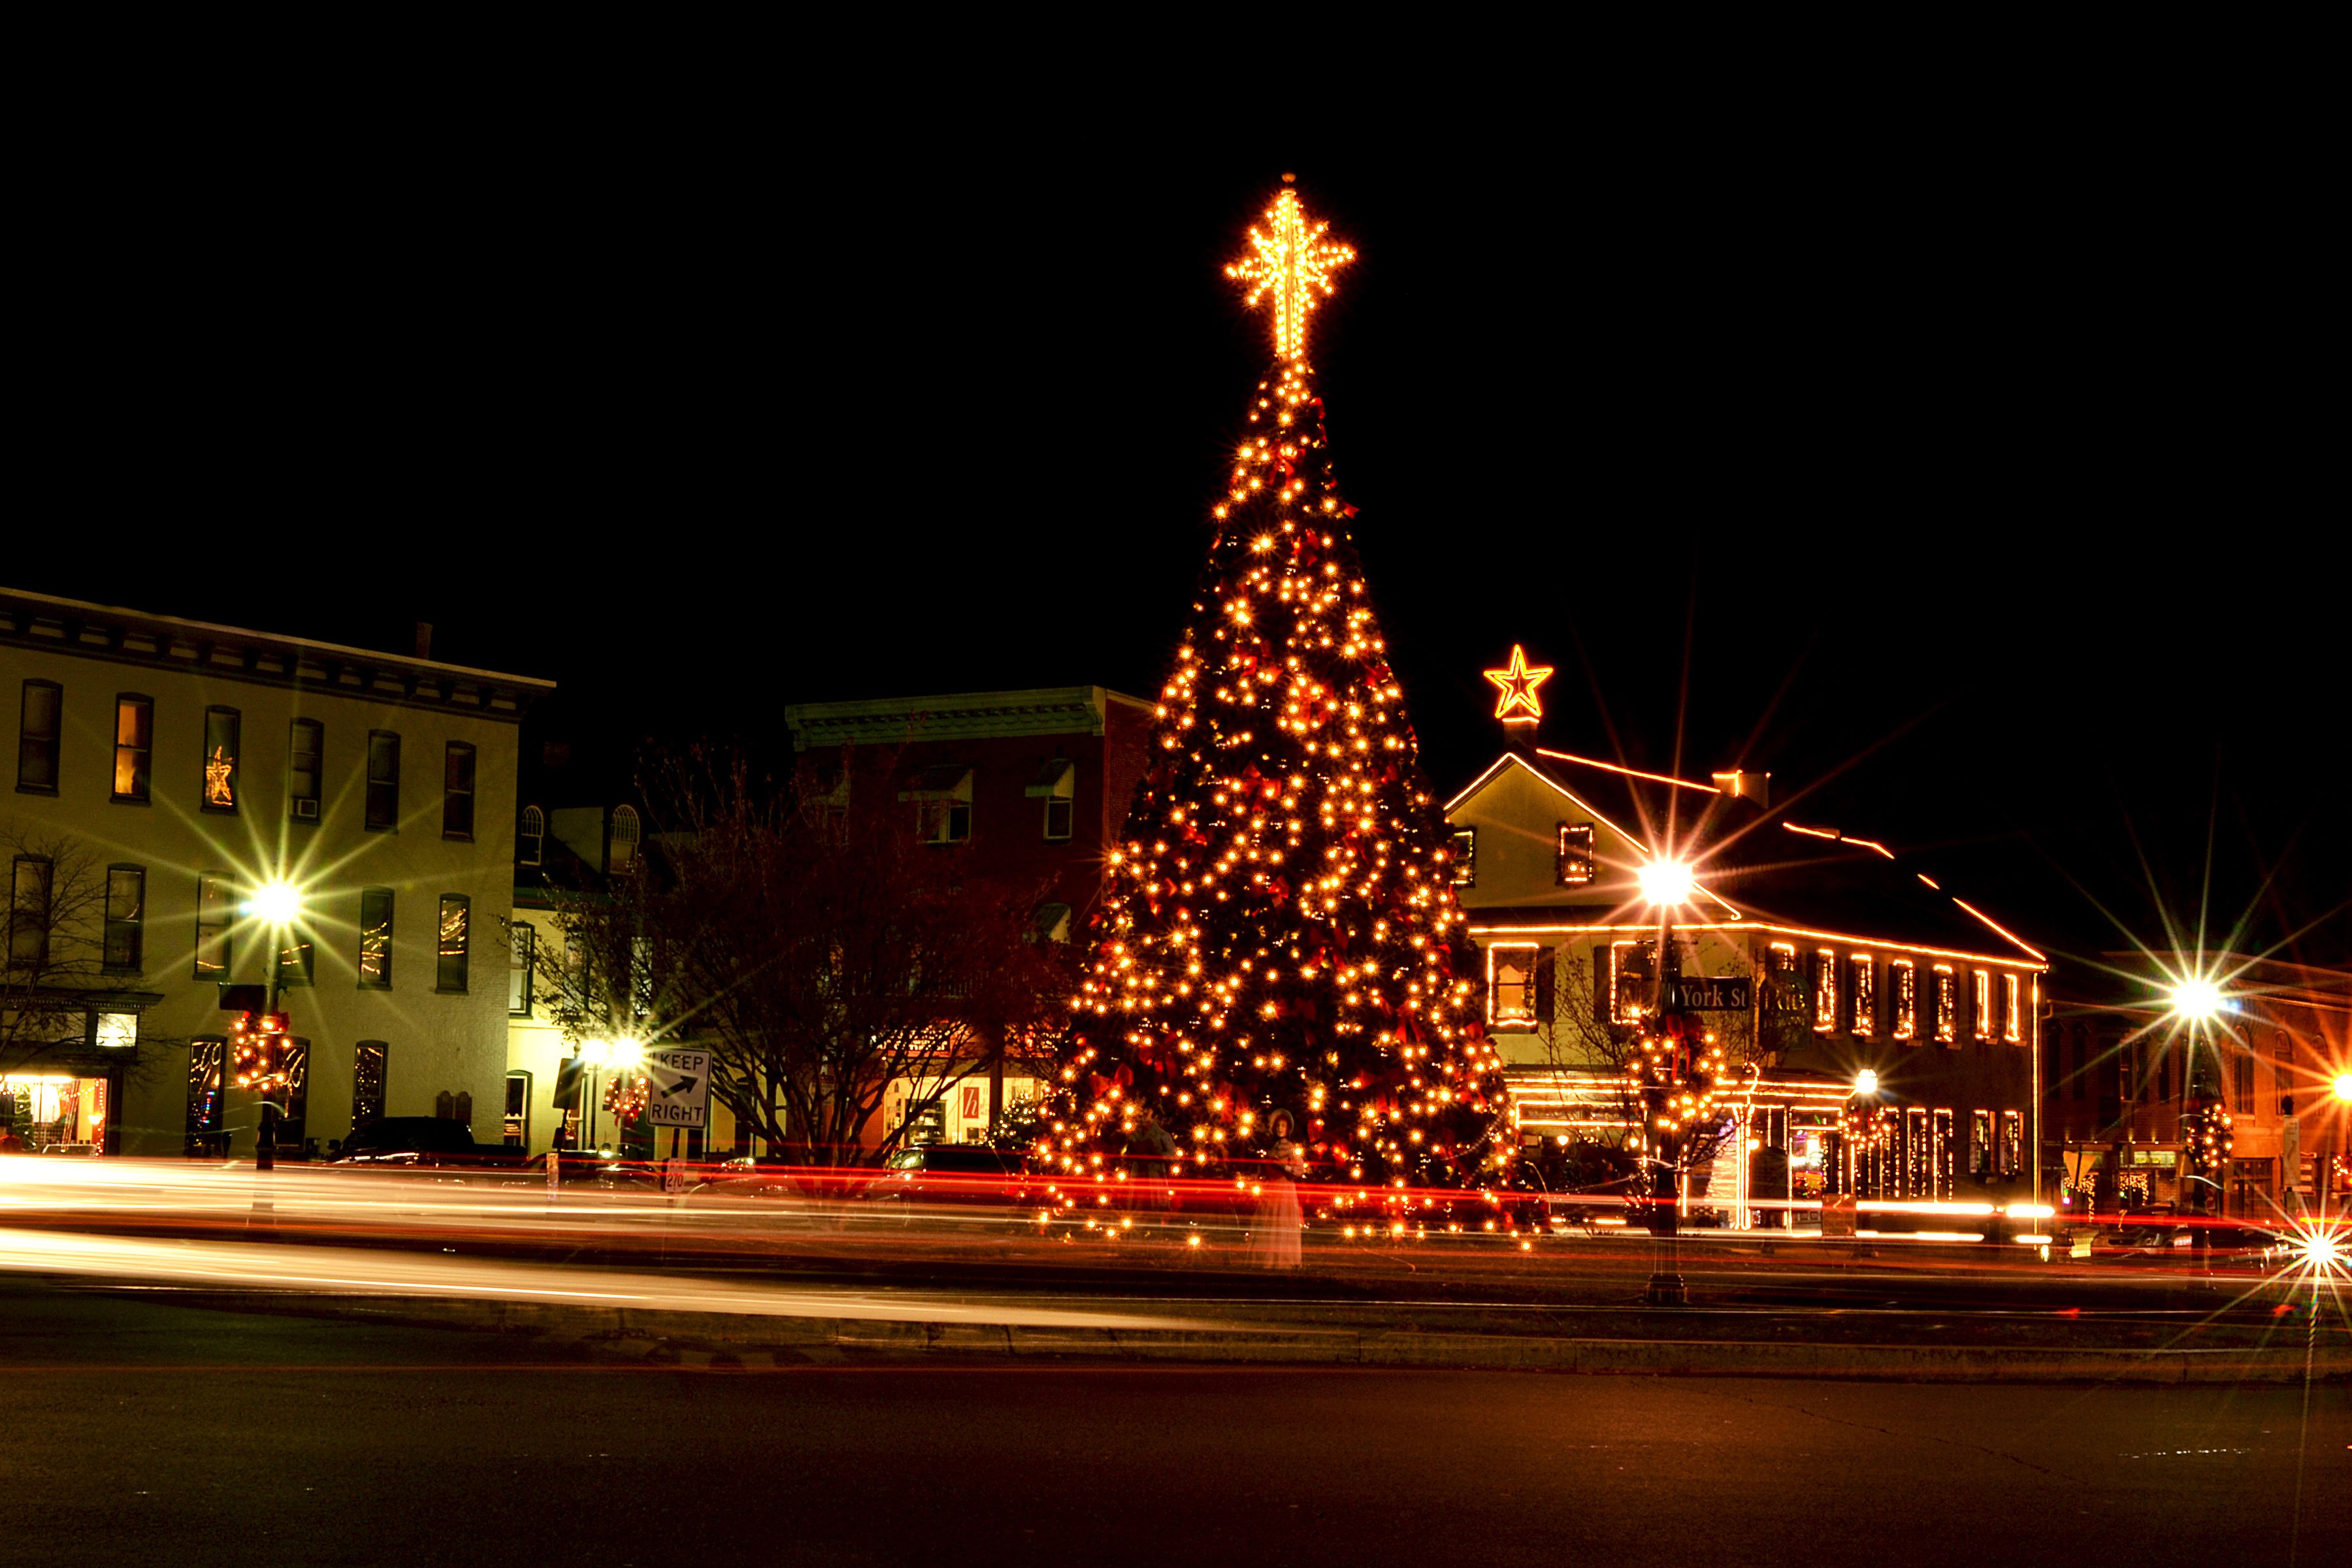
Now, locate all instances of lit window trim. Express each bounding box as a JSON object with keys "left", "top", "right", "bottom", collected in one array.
[
  {"left": 2002, "top": 972, "right": 2022, "bottom": 1043},
  {"left": 1850, "top": 953, "right": 1875, "bottom": 1037},
  {"left": 1812, "top": 948, "right": 1838, "bottom": 1034},
  {"left": 1608, "top": 939, "right": 1638, "bottom": 1024},
  {"left": 1932, "top": 964, "right": 1957, "bottom": 1044},
  {"left": 1449, "top": 827, "right": 1477, "bottom": 888},
  {"left": 1486, "top": 941, "right": 1542, "bottom": 1027},
  {"left": 1556, "top": 822, "right": 1595, "bottom": 886},
  {"left": 1889, "top": 958, "right": 1918, "bottom": 1041},
  {"left": 1971, "top": 969, "right": 1995, "bottom": 1041}
]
